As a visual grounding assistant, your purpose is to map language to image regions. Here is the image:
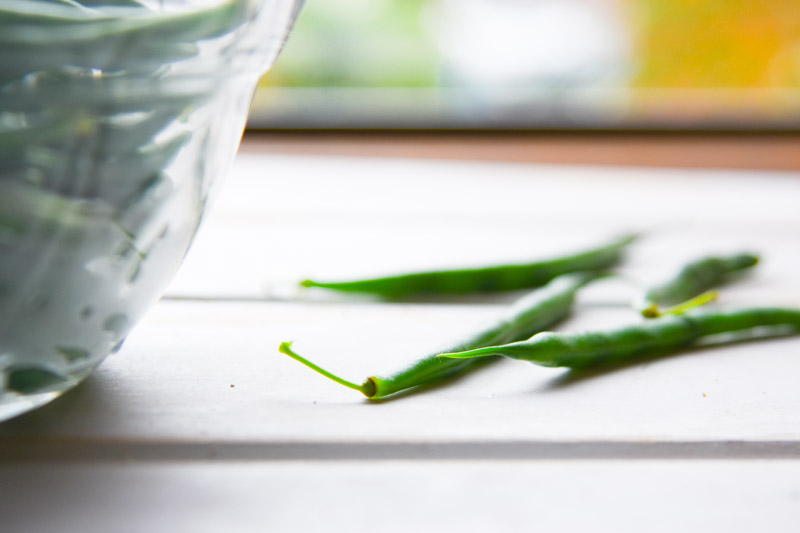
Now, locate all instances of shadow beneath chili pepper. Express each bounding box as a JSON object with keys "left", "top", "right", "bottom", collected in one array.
[
  {"left": 538, "top": 331, "right": 798, "bottom": 392},
  {"left": 541, "top": 352, "right": 690, "bottom": 391},
  {"left": 364, "top": 358, "right": 500, "bottom": 404},
  {"left": 294, "top": 279, "right": 635, "bottom": 308},
  {"left": 361, "top": 382, "right": 448, "bottom": 404},
  {"left": 378, "top": 294, "right": 633, "bottom": 308},
  {"left": 381, "top": 292, "right": 524, "bottom": 306}
]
